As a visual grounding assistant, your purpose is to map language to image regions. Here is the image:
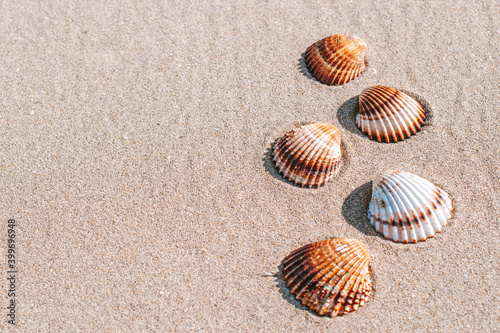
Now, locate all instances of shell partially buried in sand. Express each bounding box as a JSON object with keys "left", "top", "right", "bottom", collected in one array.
[
  {"left": 368, "top": 170, "right": 453, "bottom": 243},
  {"left": 282, "top": 238, "right": 372, "bottom": 317},
  {"left": 357, "top": 85, "right": 426, "bottom": 143},
  {"left": 272, "top": 123, "right": 342, "bottom": 187},
  {"left": 305, "top": 34, "right": 367, "bottom": 86}
]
